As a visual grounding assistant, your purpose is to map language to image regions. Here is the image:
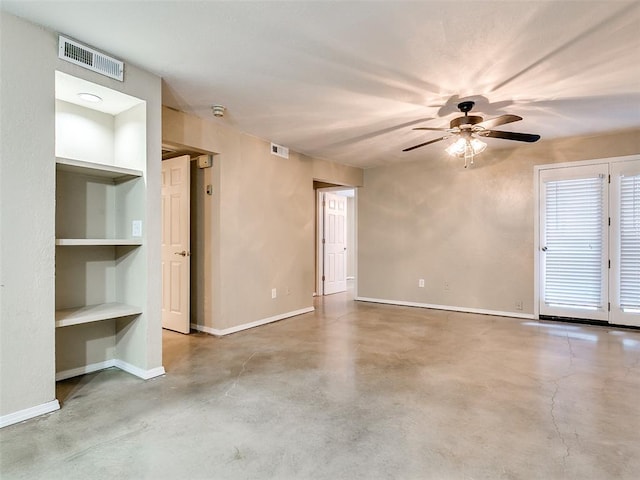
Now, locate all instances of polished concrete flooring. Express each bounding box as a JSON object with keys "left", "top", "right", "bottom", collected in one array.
[{"left": 2, "top": 291, "right": 640, "bottom": 479}]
